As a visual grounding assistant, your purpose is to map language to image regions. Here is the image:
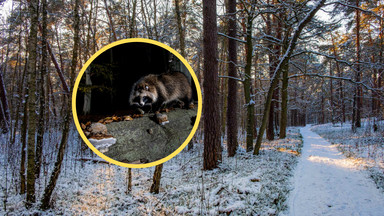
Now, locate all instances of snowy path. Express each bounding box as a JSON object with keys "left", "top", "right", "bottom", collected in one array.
[{"left": 288, "top": 125, "right": 384, "bottom": 216}]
